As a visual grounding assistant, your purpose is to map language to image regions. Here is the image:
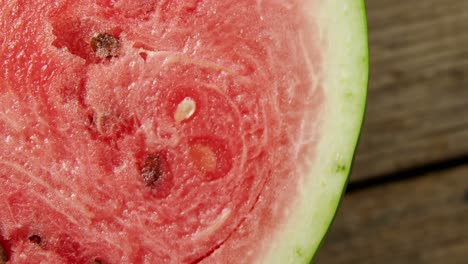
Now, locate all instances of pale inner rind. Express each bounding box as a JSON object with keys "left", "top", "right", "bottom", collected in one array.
[{"left": 261, "top": 0, "right": 368, "bottom": 263}]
